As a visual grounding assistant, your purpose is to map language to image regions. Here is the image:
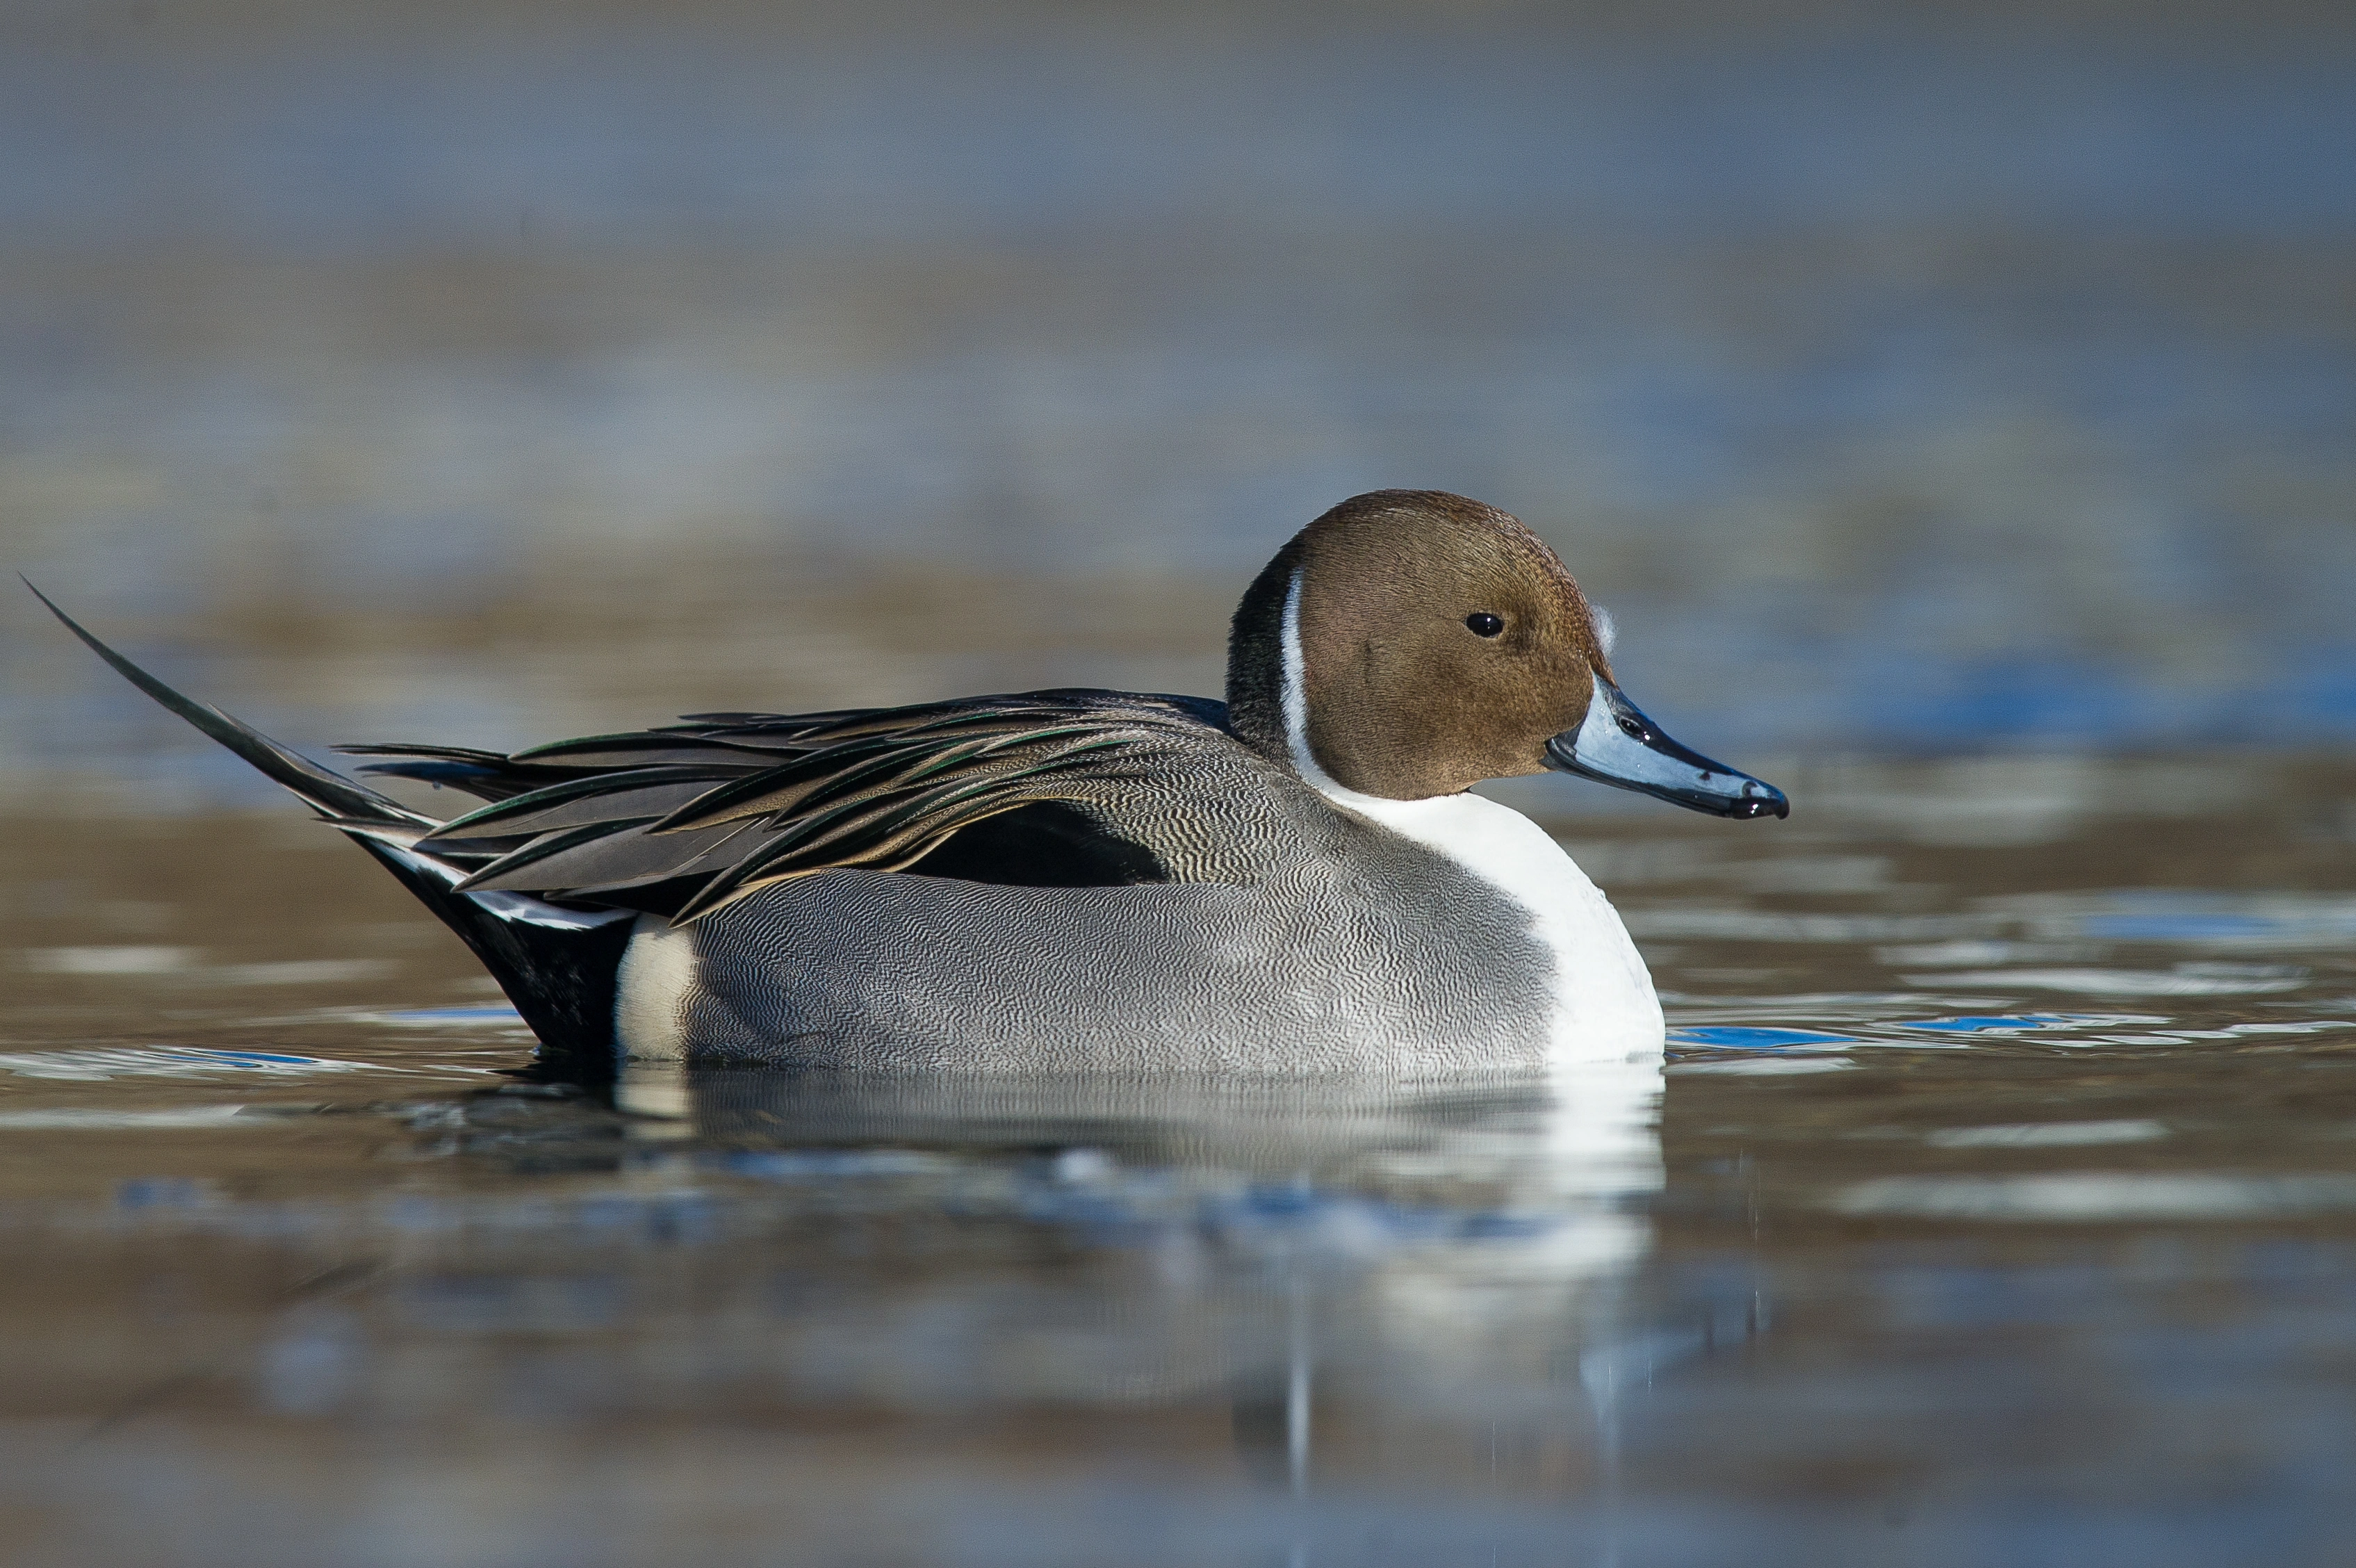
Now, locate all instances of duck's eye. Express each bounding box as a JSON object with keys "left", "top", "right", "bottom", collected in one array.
[{"left": 1465, "top": 612, "right": 1505, "bottom": 638}]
